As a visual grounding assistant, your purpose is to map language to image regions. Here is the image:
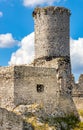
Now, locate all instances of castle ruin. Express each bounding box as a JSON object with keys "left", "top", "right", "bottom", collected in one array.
[{"left": 0, "top": 6, "right": 83, "bottom": 130}]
